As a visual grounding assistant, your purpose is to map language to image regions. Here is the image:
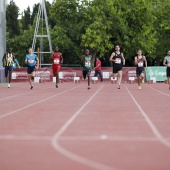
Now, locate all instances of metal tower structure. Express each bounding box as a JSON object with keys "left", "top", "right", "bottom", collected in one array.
[{"left": 32, "top": 0, "right": 52, "bottom": 68}]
